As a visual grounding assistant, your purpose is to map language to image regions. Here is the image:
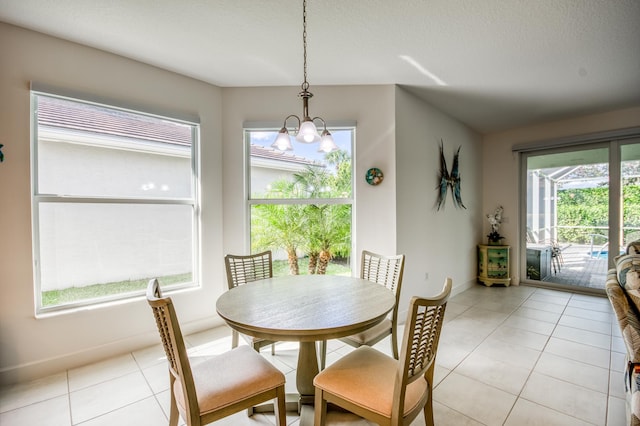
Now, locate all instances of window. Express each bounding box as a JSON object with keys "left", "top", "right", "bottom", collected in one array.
[
  {"left": 32, "top": 92, "right": 199, "bottom": 313},
  {"left": 246, "top": 127, "right": 354, "bottom": 276}
]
